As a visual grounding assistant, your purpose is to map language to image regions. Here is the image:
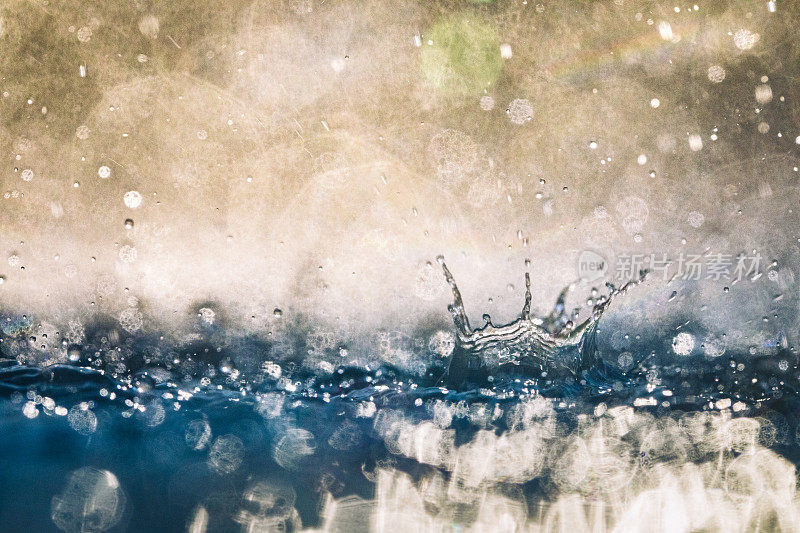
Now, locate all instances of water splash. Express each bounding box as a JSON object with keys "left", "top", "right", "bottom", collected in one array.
[{"left": 437, "top": 255, "right": 646, "bottom": 386}]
